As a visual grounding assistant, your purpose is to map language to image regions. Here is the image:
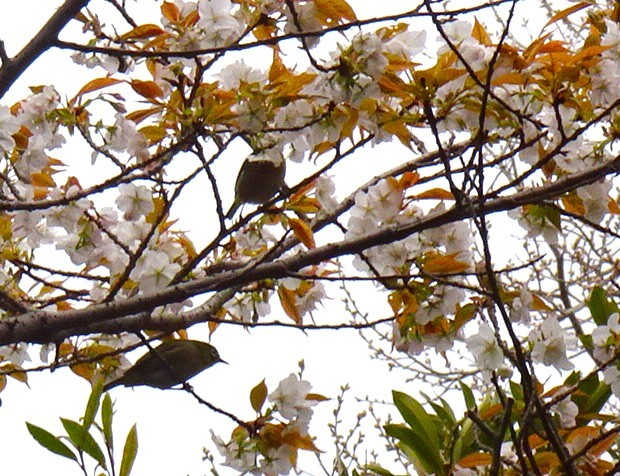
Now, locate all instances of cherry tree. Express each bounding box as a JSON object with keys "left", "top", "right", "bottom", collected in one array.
[{"left": 1, "top": 0, "right": 620, "bottom": 474}]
